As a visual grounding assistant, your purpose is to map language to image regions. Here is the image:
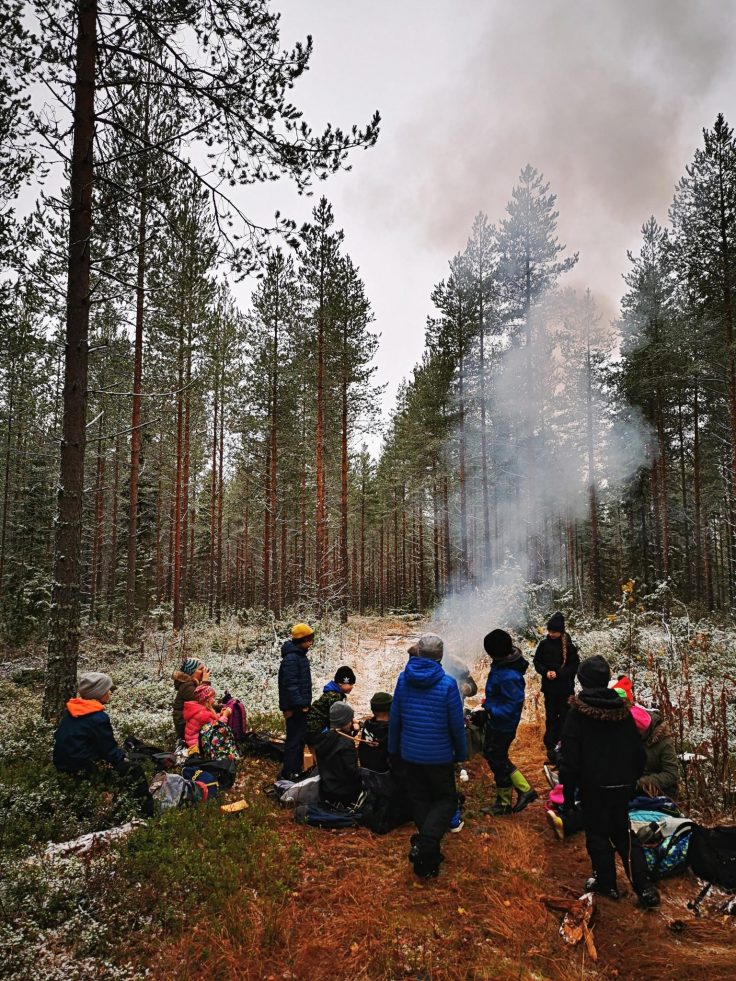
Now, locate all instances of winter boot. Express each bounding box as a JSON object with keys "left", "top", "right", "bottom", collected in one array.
[
  {"left": 585, "top": 876, "right": 619, "bottom": 901},
  {"left": 481, "top": 786, "right": 513, "bottom": 816},
  {"left": 545, "top": 809, "right": 565, "bottom": 841},
  {"left": 637, "top": 885, "right": 661, "bottom": 909},
  {"left": 510, "top": 769, "right": 538, "bottom": 813}
]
